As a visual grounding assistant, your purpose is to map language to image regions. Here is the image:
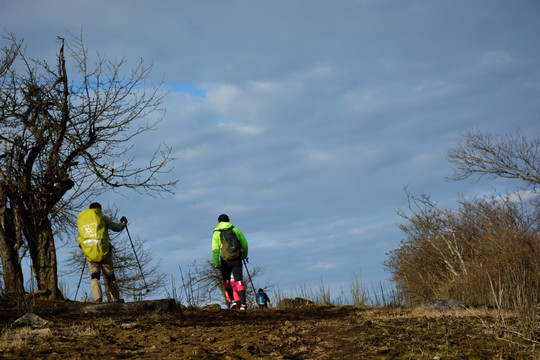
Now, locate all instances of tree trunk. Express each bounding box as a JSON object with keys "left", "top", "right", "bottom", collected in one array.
[
  {"left": 26, "top": 217, "right": 62, "bottom": 299},
  {"left": 0, "top": 208, "right": 25, "bottom": 297},
  {"left": 0, "top": 231, "right": 25, "bottom": 297}
]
